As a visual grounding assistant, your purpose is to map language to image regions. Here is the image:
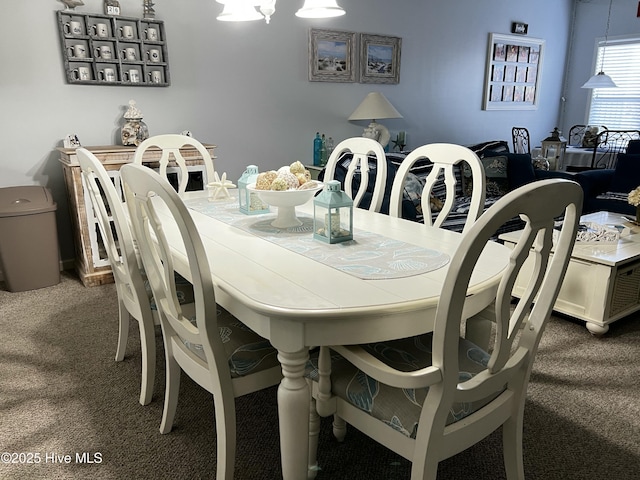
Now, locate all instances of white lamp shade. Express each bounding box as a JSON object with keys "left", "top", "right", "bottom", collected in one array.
[
  {"left": 296, "top": 0, "right": 346, "bottom": 18},
  {"left": 581, "top": 71, "right": 617, "bottom": 89},
  {"left": 348, "top": 92, "right": 403, "bottom": 121},
  {"left": 217, "top": 1, "right": 263, "bottom": 21}
]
